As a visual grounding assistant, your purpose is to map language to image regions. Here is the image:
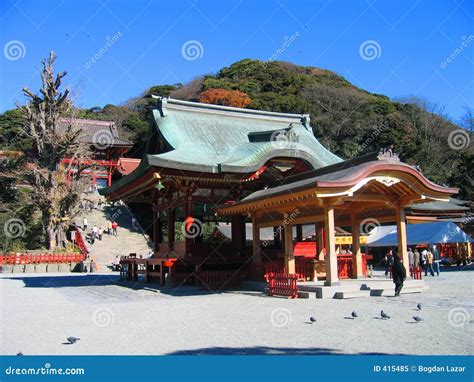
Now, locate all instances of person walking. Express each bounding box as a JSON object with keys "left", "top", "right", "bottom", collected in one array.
[
  {"left": 98, "top": 227, "right": 103, "bottom": 241},
  {"left": 83, "top": 217, "right": 88, "bottom": 231},
  {"left": 425, "top": 248, "right": 435, "bottom": 276},
  {"left": 432, "top": 244, "right": 441, "bottom": 276},
  {"left": 421, "top": 248, "right": 427, "bottom": 273},
  {"left": 131, "top": 217, "right": 138, "bottom": 231},
  {"left": 385, "top": 249, "right": 394, "bottom": 276},
  {"left": 107, "top": 221, "right": 113, "bottom": 236},
  {"left": 92, "top": 225, "right": 98, "bottom": 241},
  {"left": 392, "top": 252, "right": 406, "bottom": 297},
  {"left": 408, "top": 247, "right": 415, "bottom": 268},
  {"left": 112, "top": 221, "right": 118, "bottom": 236},
  {"left": 414, "top": 248, "right": 421, "bottom": 268},
  {"left": 70, "top": 229, "right": 76, "bottom": 246}
]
